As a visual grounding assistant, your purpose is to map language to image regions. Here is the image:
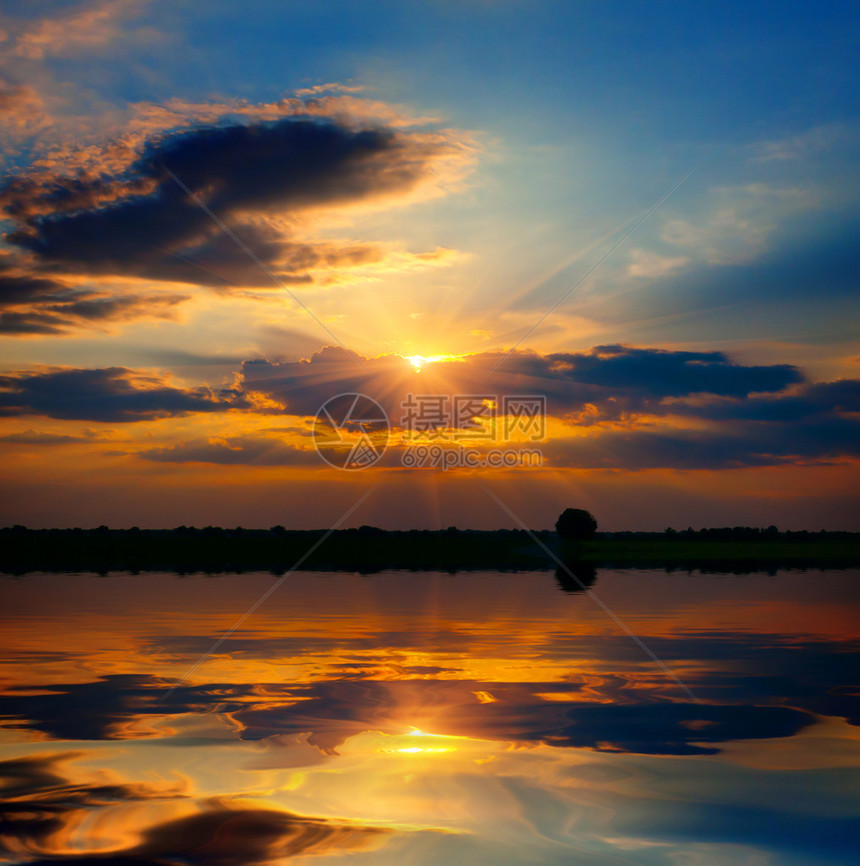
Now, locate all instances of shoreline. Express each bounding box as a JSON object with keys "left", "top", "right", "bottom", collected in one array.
[{"left": 2, "top": 528, "right": 859, "bottom": 574}]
